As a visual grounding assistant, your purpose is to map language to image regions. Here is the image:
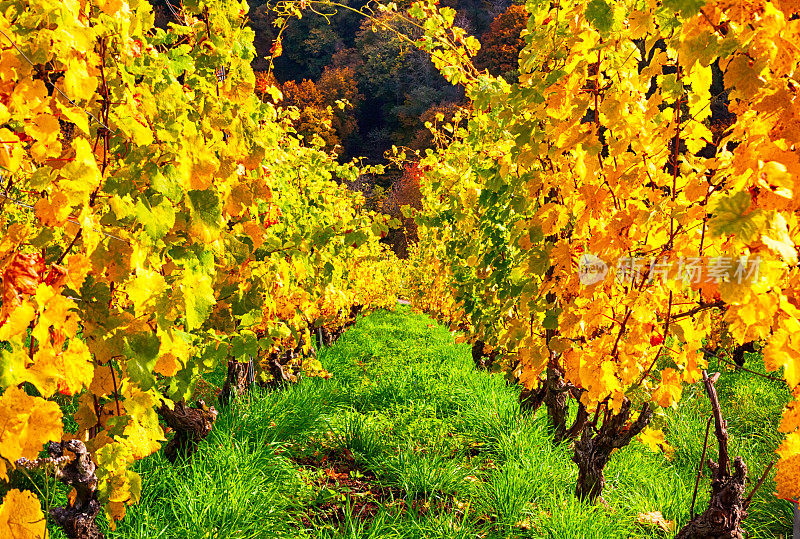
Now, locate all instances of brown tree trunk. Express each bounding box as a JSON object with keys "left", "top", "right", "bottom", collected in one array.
[
  {"left": 46, "top": 440, "right": 104, "bottom": 539},
  {"left": 157, "top": 400, "right": 218, "bottom": 463},
  {"left": 471, "top": 340, "right": 498, "bottom": 371},
  {"left": 573, "top": 399, "right": 652, "bottom": 503},
  {"left": 218, "top": 357, "right": 253, "bottom": 406},
  {"left": 675, "top": 459, "right": 747, "bottom": 539},
  {"left": 348, "top": 304, "right": 362, "bottom": 324},
  {"left": 518, "top": 363, "right": 587, "bottom": 444},
  {"left": 676, "top": 372, "right": 749, "bottom": 538},
  {"left": 264, "top": 348, "right": 294, "bottom": 388},
  {"left": 519, "top": 383, "right": 546, "bottom": 413},
  {"left": 544, "top": 364, "right": 570, "bottom": 443},
  {"left": 321, "top": 327, "right": 340, "bottom": 346},
  {"left": 471, "top": 340, "right": 487, "bottom": 369}
]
